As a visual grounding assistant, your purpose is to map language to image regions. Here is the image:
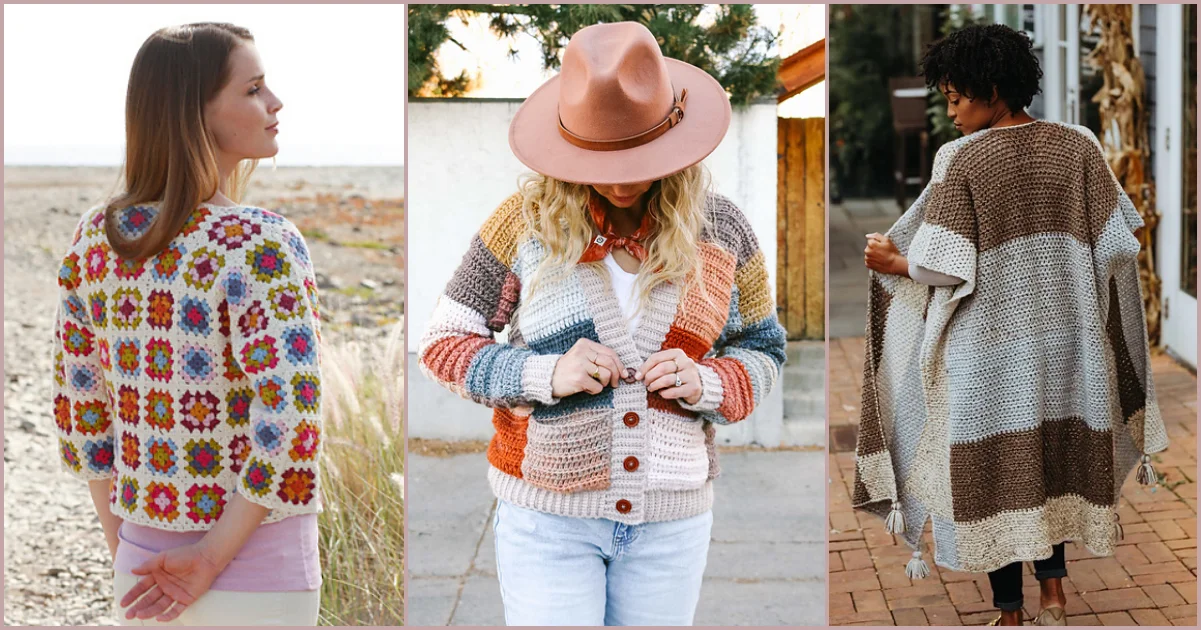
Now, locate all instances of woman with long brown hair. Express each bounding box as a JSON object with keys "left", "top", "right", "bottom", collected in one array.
[{"left": 51, "top": 23, "right": 323, "bottom": 624}]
